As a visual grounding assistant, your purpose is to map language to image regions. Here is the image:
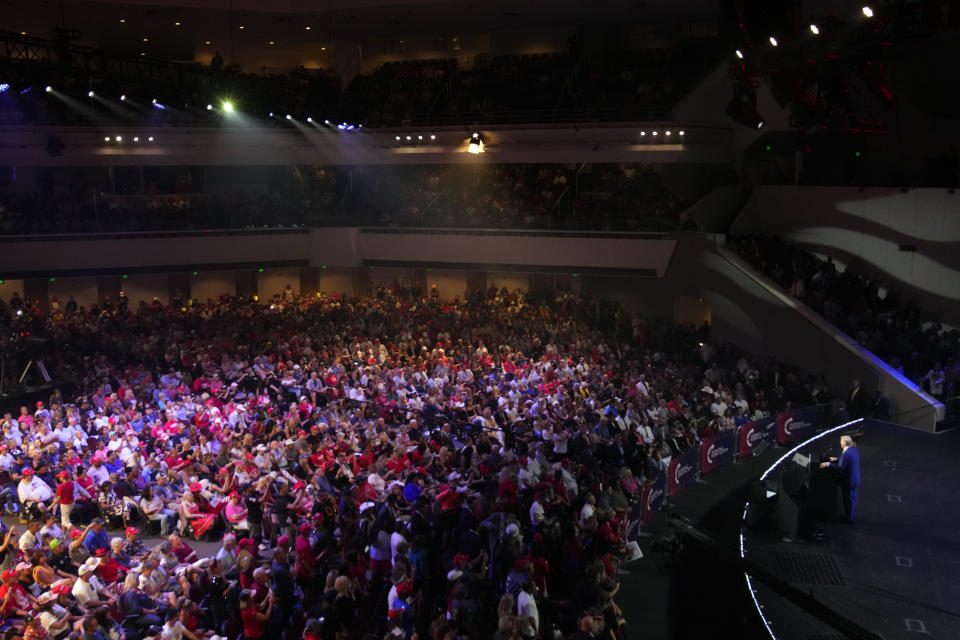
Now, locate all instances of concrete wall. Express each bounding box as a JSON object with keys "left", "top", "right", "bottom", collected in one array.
[
  {"left": 0, "top": 231, "right": 310, "bottom": 276},
  {"left": 486, "top": 273, "right": 530, "bottom": 292},
  {"left": 48, "top": 277, "right": 99, "bottom": 309},
  {"left": 316, "top": 267, "right": 356, "bottom": 297},
  {"left": 357, "top": 232, "right": 676, "bottom": 276},
  {"left": 193, "top": 271, "right": 237, "bottom": 304},
  {"left": 257, "top": 268, "right": 302, "bottom": 301},
  {"left": 423, "top": 269, "right": 468, "bottom": 300},
  {"left": 123, "top": 274, "right": 169, "bottom": 307},
  {"left": 731, "top": 186, "right": 960, "bottom": 324},
  {"left": 0, "top": 280, "right": 25, "bottom": 305}
]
